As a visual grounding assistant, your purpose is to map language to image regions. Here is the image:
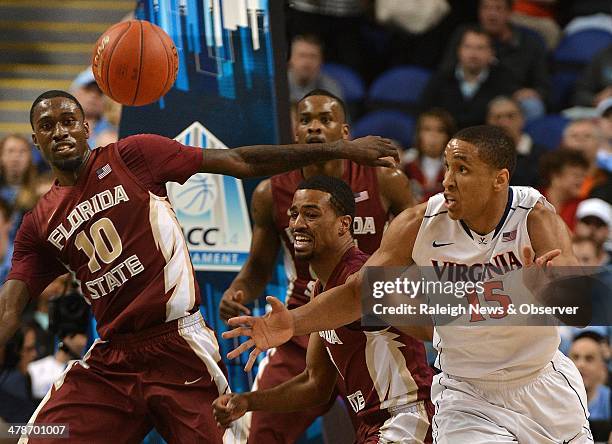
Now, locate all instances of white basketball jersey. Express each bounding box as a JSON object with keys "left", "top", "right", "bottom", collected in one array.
[{"left": 412, "top": 187, "right": 560, "bottom": 379}]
